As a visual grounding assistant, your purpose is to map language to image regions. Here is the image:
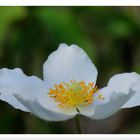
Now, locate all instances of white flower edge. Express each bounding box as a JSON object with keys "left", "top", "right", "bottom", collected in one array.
[
  {"left": 0, "top": 68, "right": 30, "bottom": 112},
  {"left": 43, "top": 43, "right": 98, "bottom": 86},
  {"left": 42, "top": 43, "right": 98, "bottom": 116},
  {"left": 88, "top": 72, "right": 140, "bottom": 119},
  {"left": 122, "top": 79, "right": 140, "bottom": 108},
  {"left": 0, "top": 68, "right": 75, "bottom": 121},
  {"left": 14, "top": 94, "right": 75, "bottom": 121},
  {"left": 42, "top": 44, "right": 140, "bottom": 119},
  {"left": 0, "top": 44, "right": 140, "bottom": 121}
]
